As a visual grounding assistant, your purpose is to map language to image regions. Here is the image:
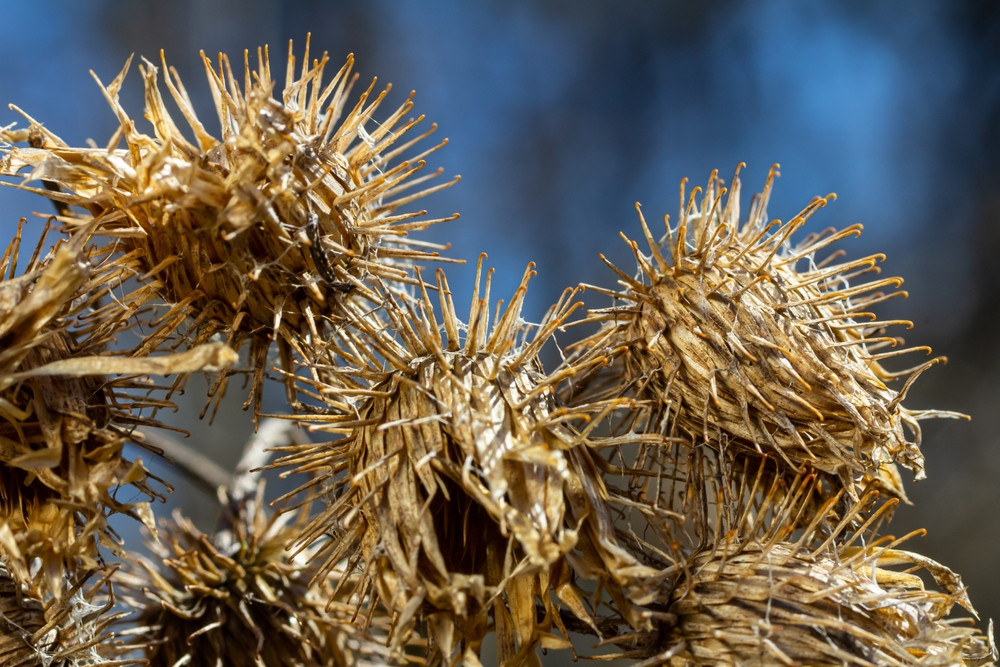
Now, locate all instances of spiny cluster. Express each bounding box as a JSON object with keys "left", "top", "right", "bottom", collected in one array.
[
  {"left": 660, "top": 494, "right": 994, "bottom": 667},
  {"left": 273, "top": 257, "right": 660, "bottom": 663},
  {"left": 575, "top": 165, "right": 952, "bottom": 502},
  {"left": 0, "top": 37, "right": 450, "bottom": 665},
  {"left": 0, "top": 35, "right": 457, "bottom": 419},
  {"left": 0, "top": 36, "right": 993, "bottom": 666}
]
